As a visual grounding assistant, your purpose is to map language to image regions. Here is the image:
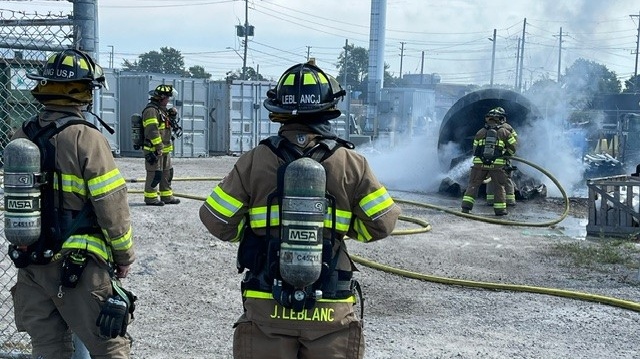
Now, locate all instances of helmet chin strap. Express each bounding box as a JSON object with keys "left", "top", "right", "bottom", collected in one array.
[{"left": 83, "top": 106, "right": 115, "bottom": 135}]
